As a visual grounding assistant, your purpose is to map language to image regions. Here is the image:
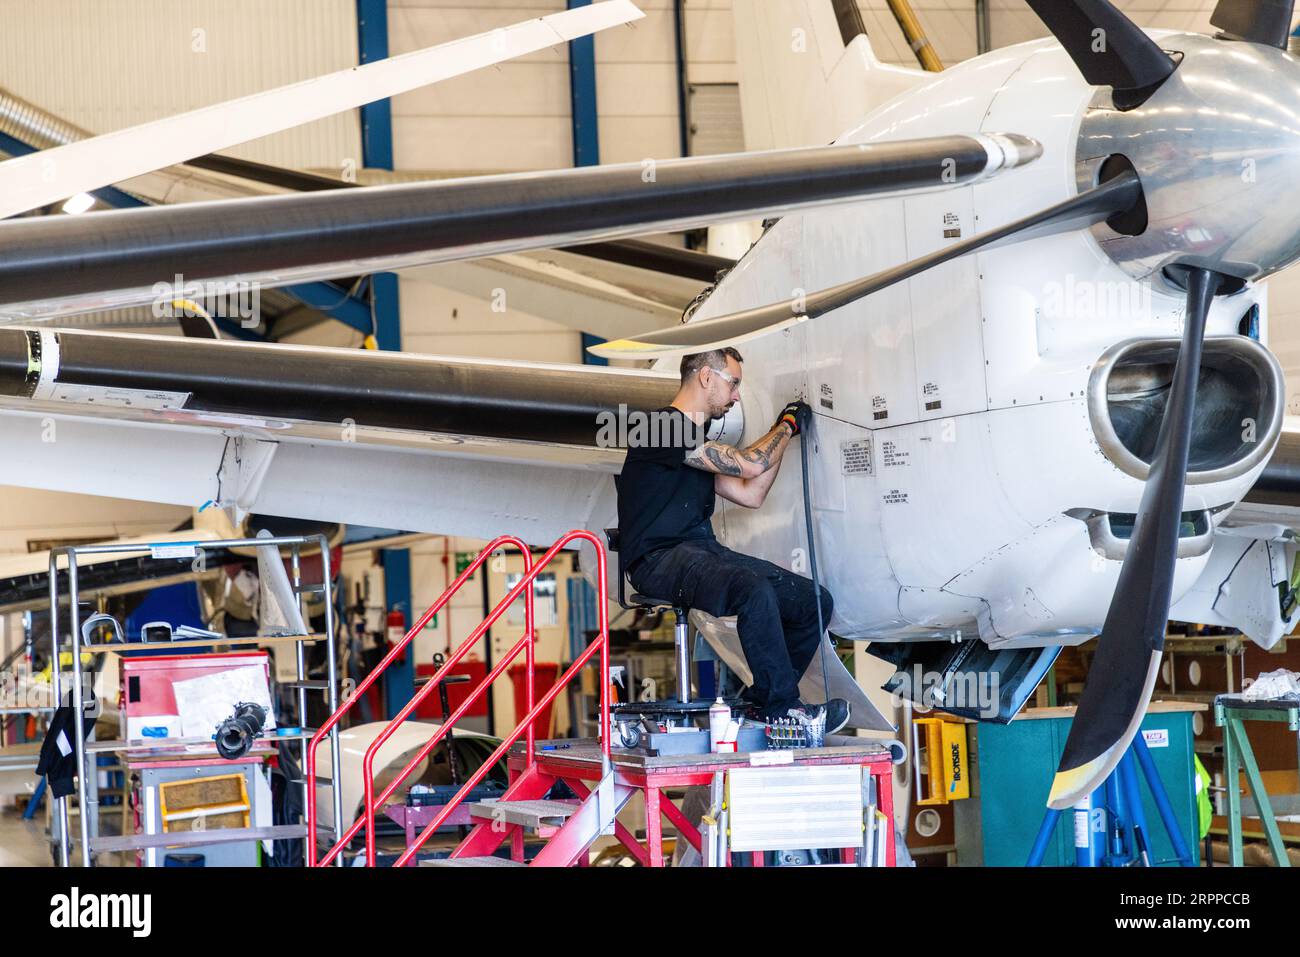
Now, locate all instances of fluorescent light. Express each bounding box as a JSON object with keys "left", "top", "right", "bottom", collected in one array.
[{"left": 61, "top": 192, "right": 95, "bottom": 215}]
